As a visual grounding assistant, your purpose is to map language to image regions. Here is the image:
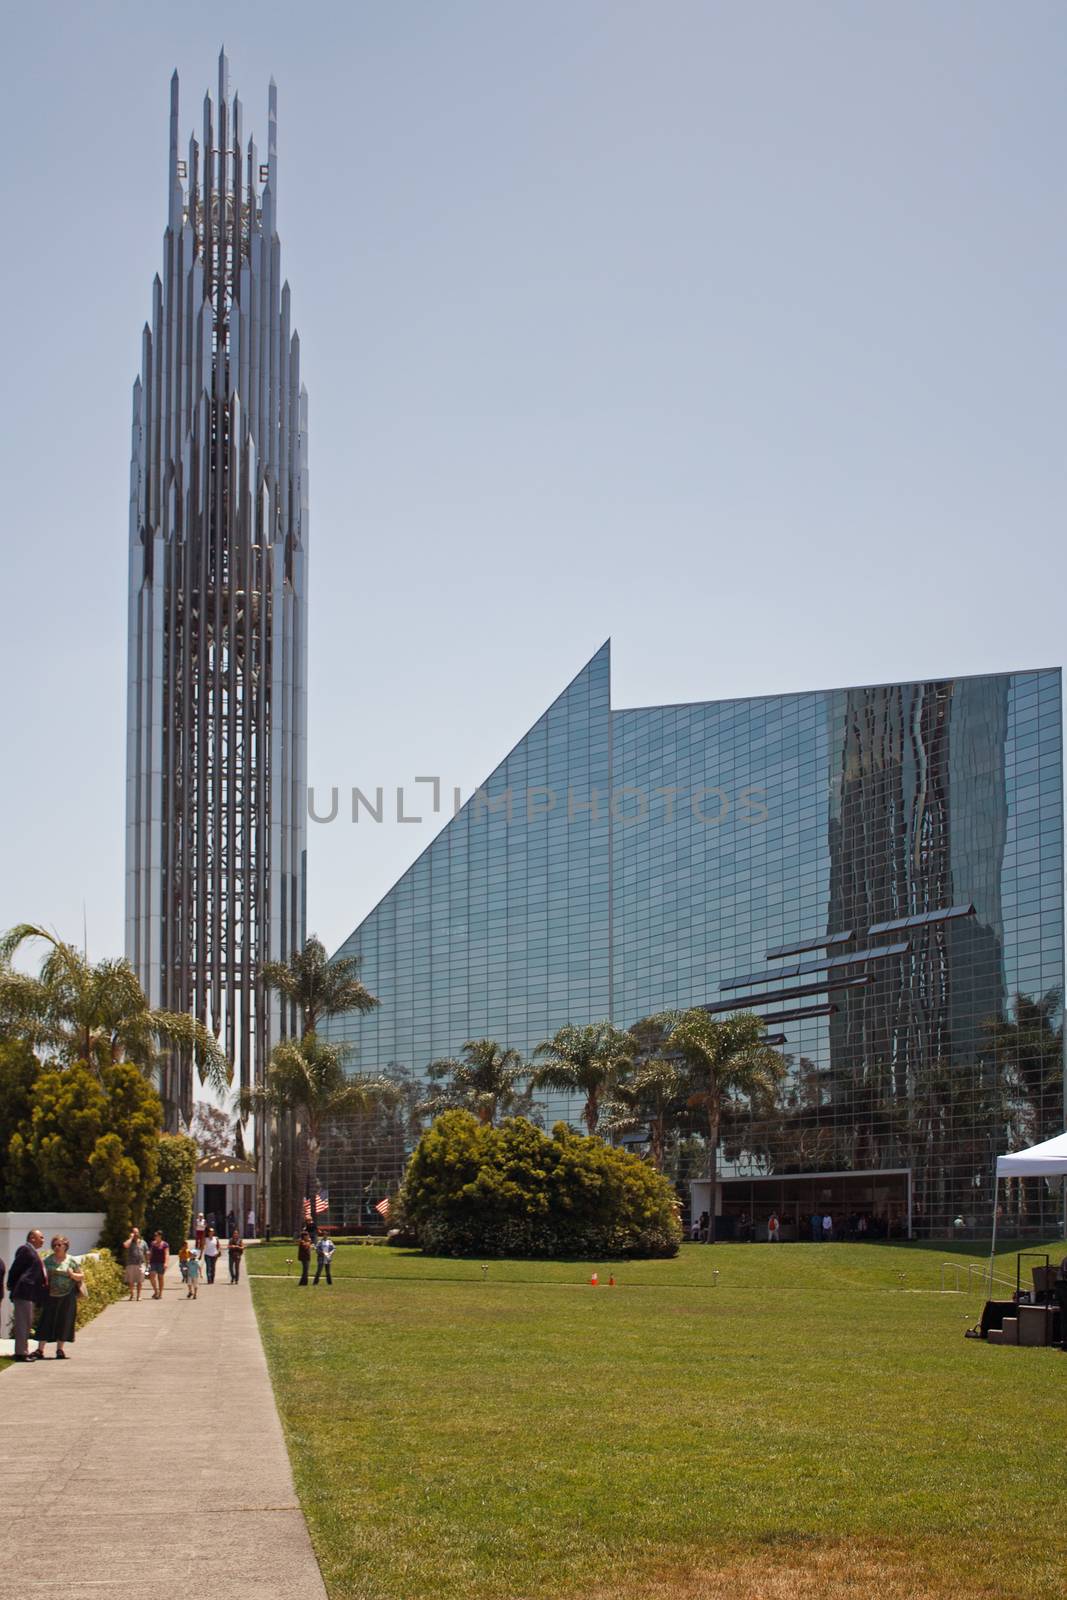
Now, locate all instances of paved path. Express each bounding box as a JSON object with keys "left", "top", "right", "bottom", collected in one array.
[{"left": 0, "top": 1259, "right": 328, "bottom": 1600}]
